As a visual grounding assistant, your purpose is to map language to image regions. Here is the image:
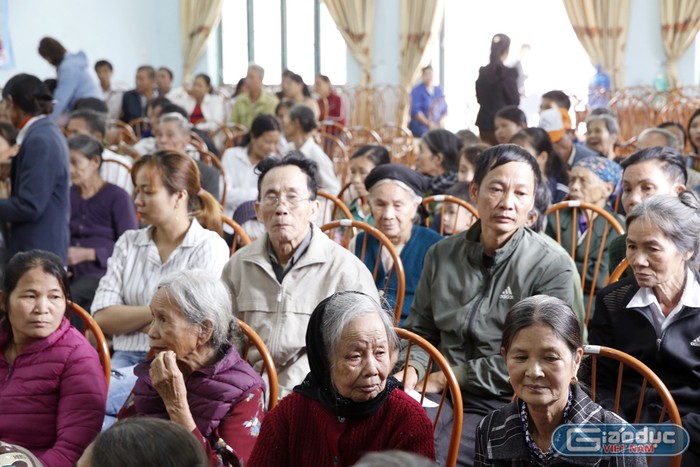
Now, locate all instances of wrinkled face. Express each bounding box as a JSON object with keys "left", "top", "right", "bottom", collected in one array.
[
  {"left": 156, "top": 120, "right": 190, "bottom": 152},
  {"left": 191, "top": 76, "right": 209, "bottom": 100},
  {"left": 369, "top": 182, "right": 418, "bottom": 243},
  {"left": 148, "top": 289, "right": 203, "bottom": 358},
  {"left": 255, "top": 165, "right": 319, "bottom": 249},
  {"left": 586, "top": 120, "right": 616, "bottom": 157},
  {"left": 458, "top": 156, "right": 475, "bottom": 183},
  {"left": 69, "top": 149, "right": 100, "bottom": 186},
  {"left": 568, "top": 166, "right": 611, "bottom": 208},
  {"left": 472, "top": 161, "right": 535, "bottom": 242},
  {"left": 621, "top": 160, "right": 683, "bottom": 214},
  {"left": 416, "top": 141, "right": 443, "bottom": 176},
  {"left": 331, "top": 313, "right": 394, "bottom": 403},
  {"left": 626, "top": 219, "right": 689, "bottom": 290},
  {"left": 136, "top": 70, "right": 154, "bottom": 95},
  {"left": 246, "top": 68, "right": 262, "bottom": 93},
  {"left": 95, "top": 65, "right": 112, "bottom": 87},
  {"left": 494, "top": 117, "right": 522, "bottom": 145},
  {"left": 66, "top": 117, "right": 98, "bottom": 139},
  {"left": 349, "top": 156, "right": 376, "bottom": 198},
  {"left": 442, "top": 203, "right": 475, "bottom": 235},
  {"left": 505, "top": 323, "right": 581, "bottom": 411},
  {"left": 133, "top": 167, "right": 181, "bottom": 226},
  {"left": 249, "top": 130, "right": 280, "bottom": 160},
  {"left": 689, "top": 116, "right": 700, "bottom": 151},
  {"left": 6, "top": 267, "right": 66, "bottom": 348},
  {"left": 156, "top": 69, "right": 172, "bottom": 91}
]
